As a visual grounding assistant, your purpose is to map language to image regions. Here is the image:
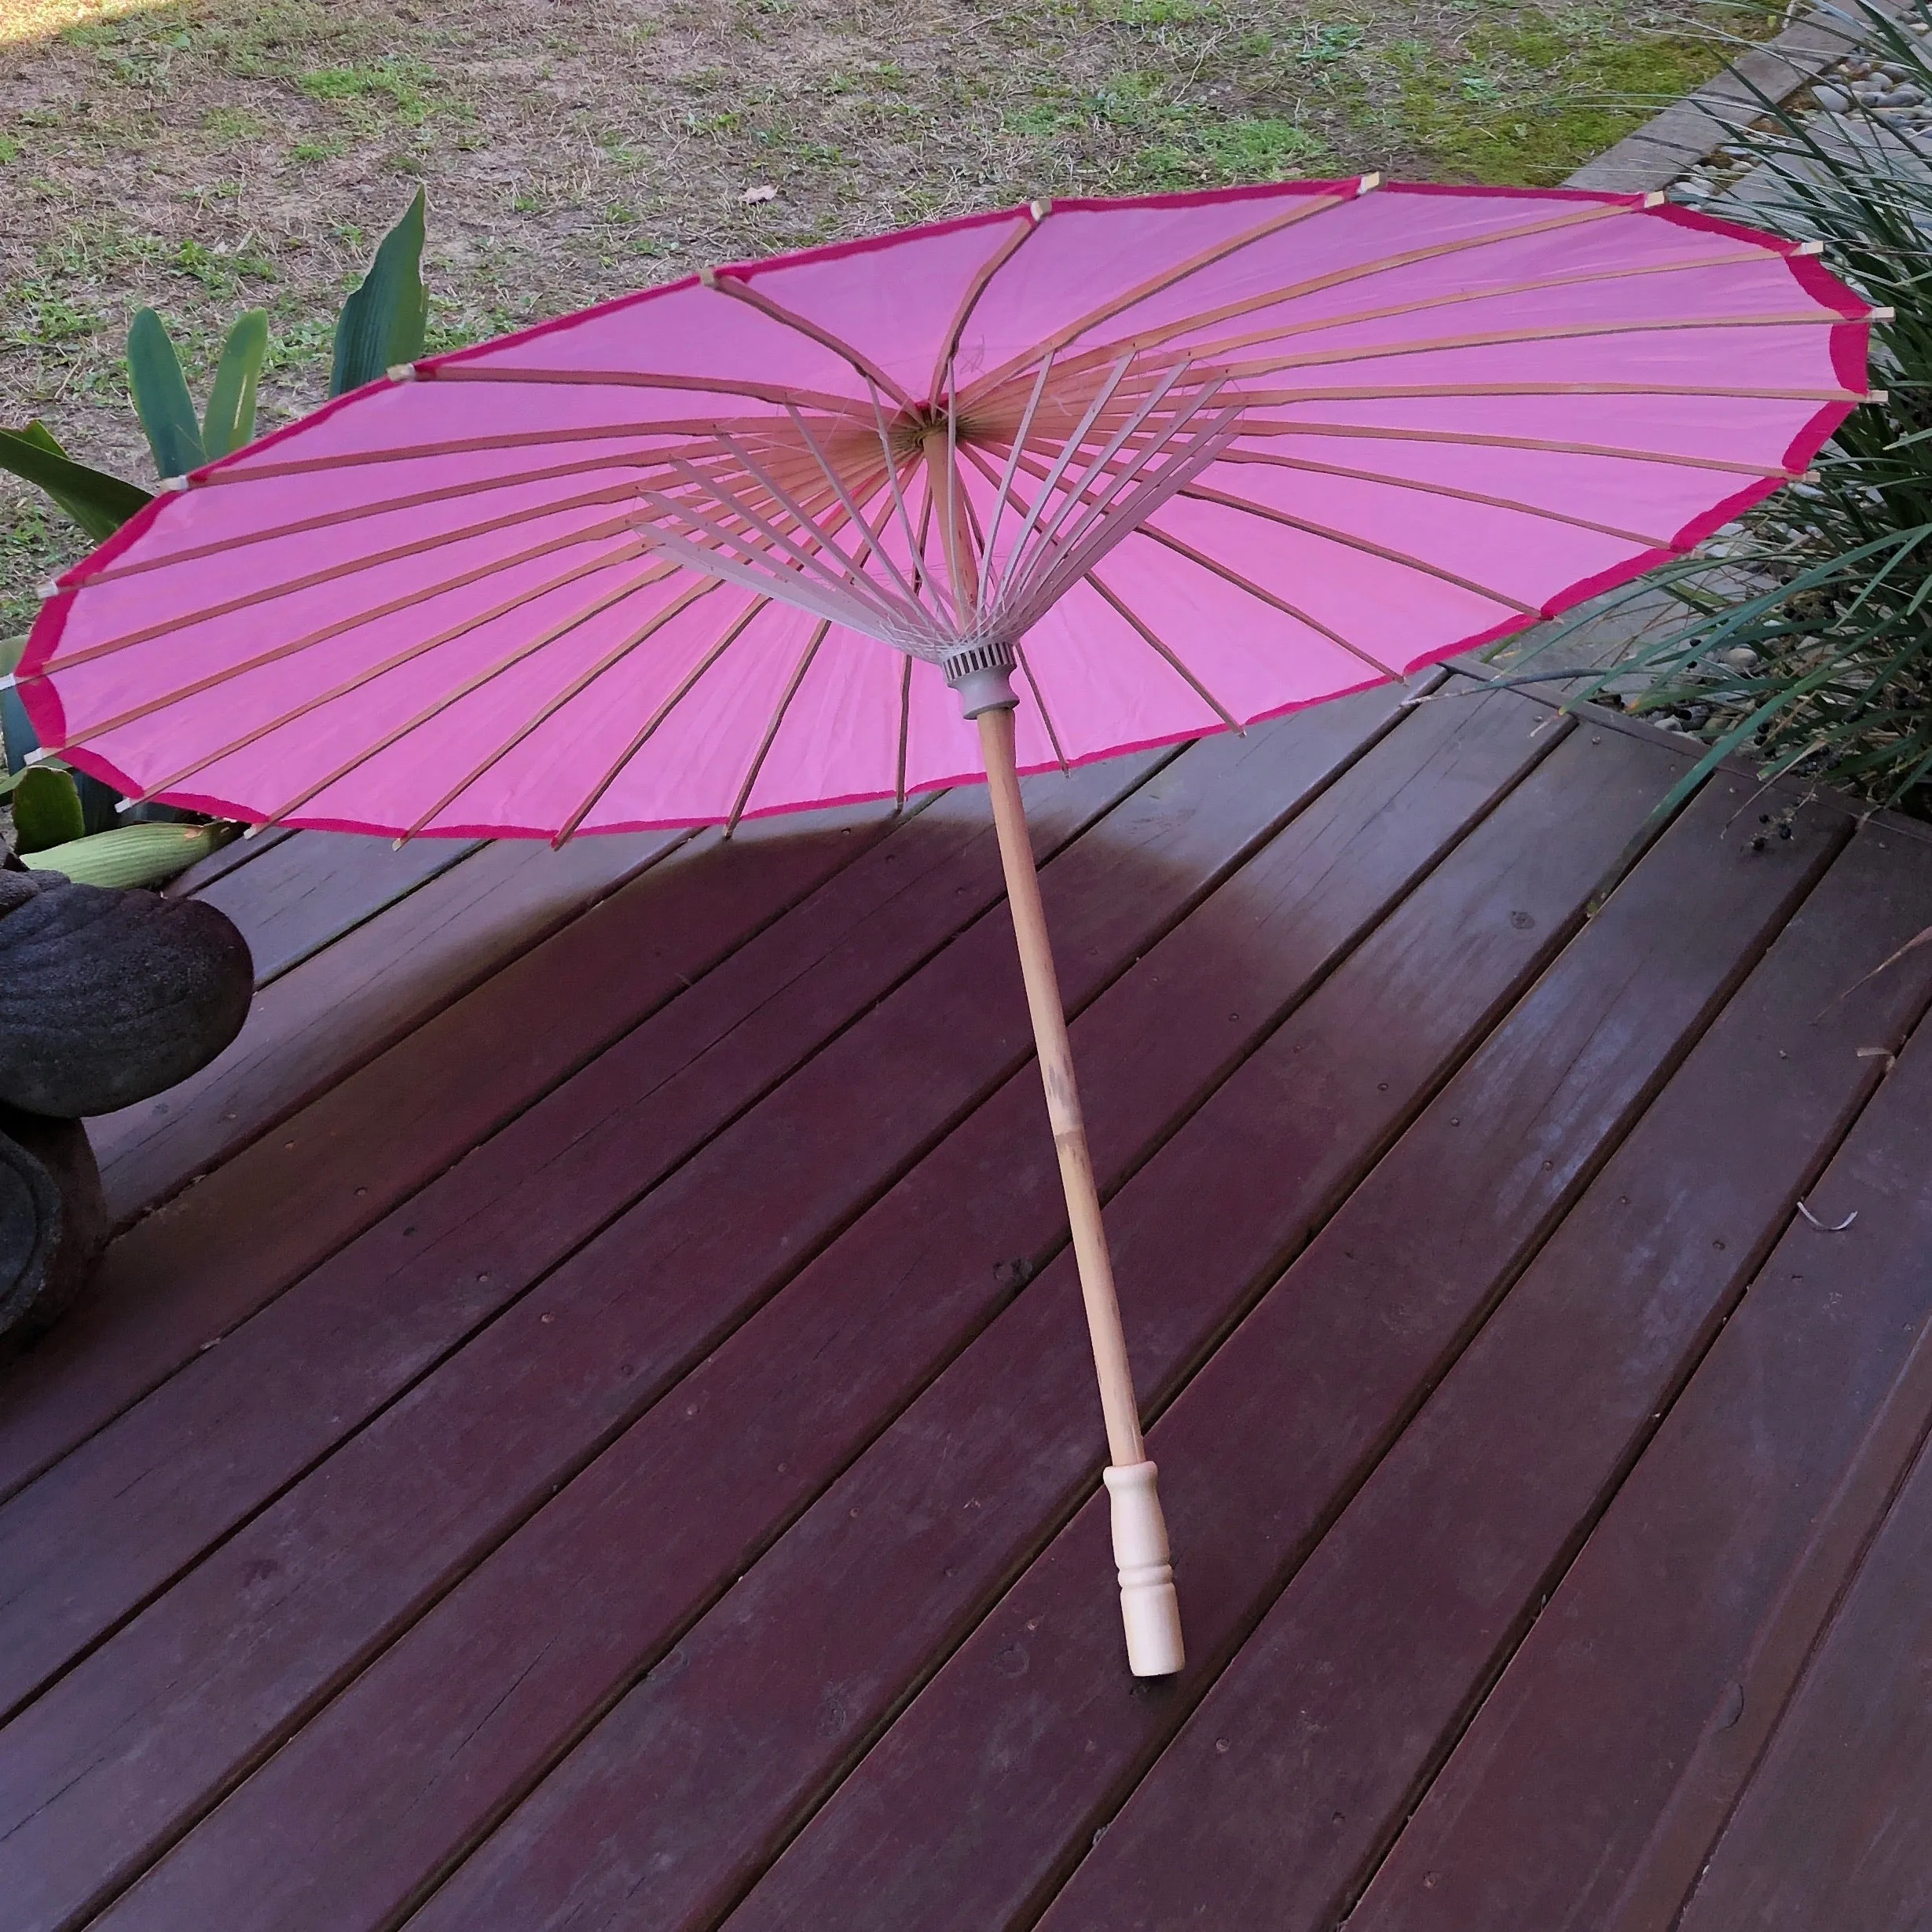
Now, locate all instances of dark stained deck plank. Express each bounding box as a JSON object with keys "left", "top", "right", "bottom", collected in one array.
[
  {"left": 182, "top": 830, "right": 484, "bottom": 986},
  {"left": 161, "top": 824, "right": 299, "bottom": 898},
  {"left": 88, "top": 830, "right": 691, "bottom": 1224},
  {"left": 0, "top": 702, "right": 1389, "bottom": 1932},
  {"left": 0, "top": 805, "right": 906, "bottom": 1504},
  {"left": 86, "top": 686, "right": 1559, "bottom": 1932},
  {"left": 379, "top": 720, "right": 1685, "bottom": 1932},
  {"left": 1025, "top": 795, "right": 1917, "bottom": 1932},
  {"left": 1670, "top": 1127, "right": 1932, "bottom": 1931},
  {"left": 0, "top": 750, "right": 1170, "bottom": 1725},
  {"left": 722, "top": 768, "right": 1868, "bottom": 1932},
  {"left": 1339, "top": 829, "right": 1932, "bottom": 1932}
]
